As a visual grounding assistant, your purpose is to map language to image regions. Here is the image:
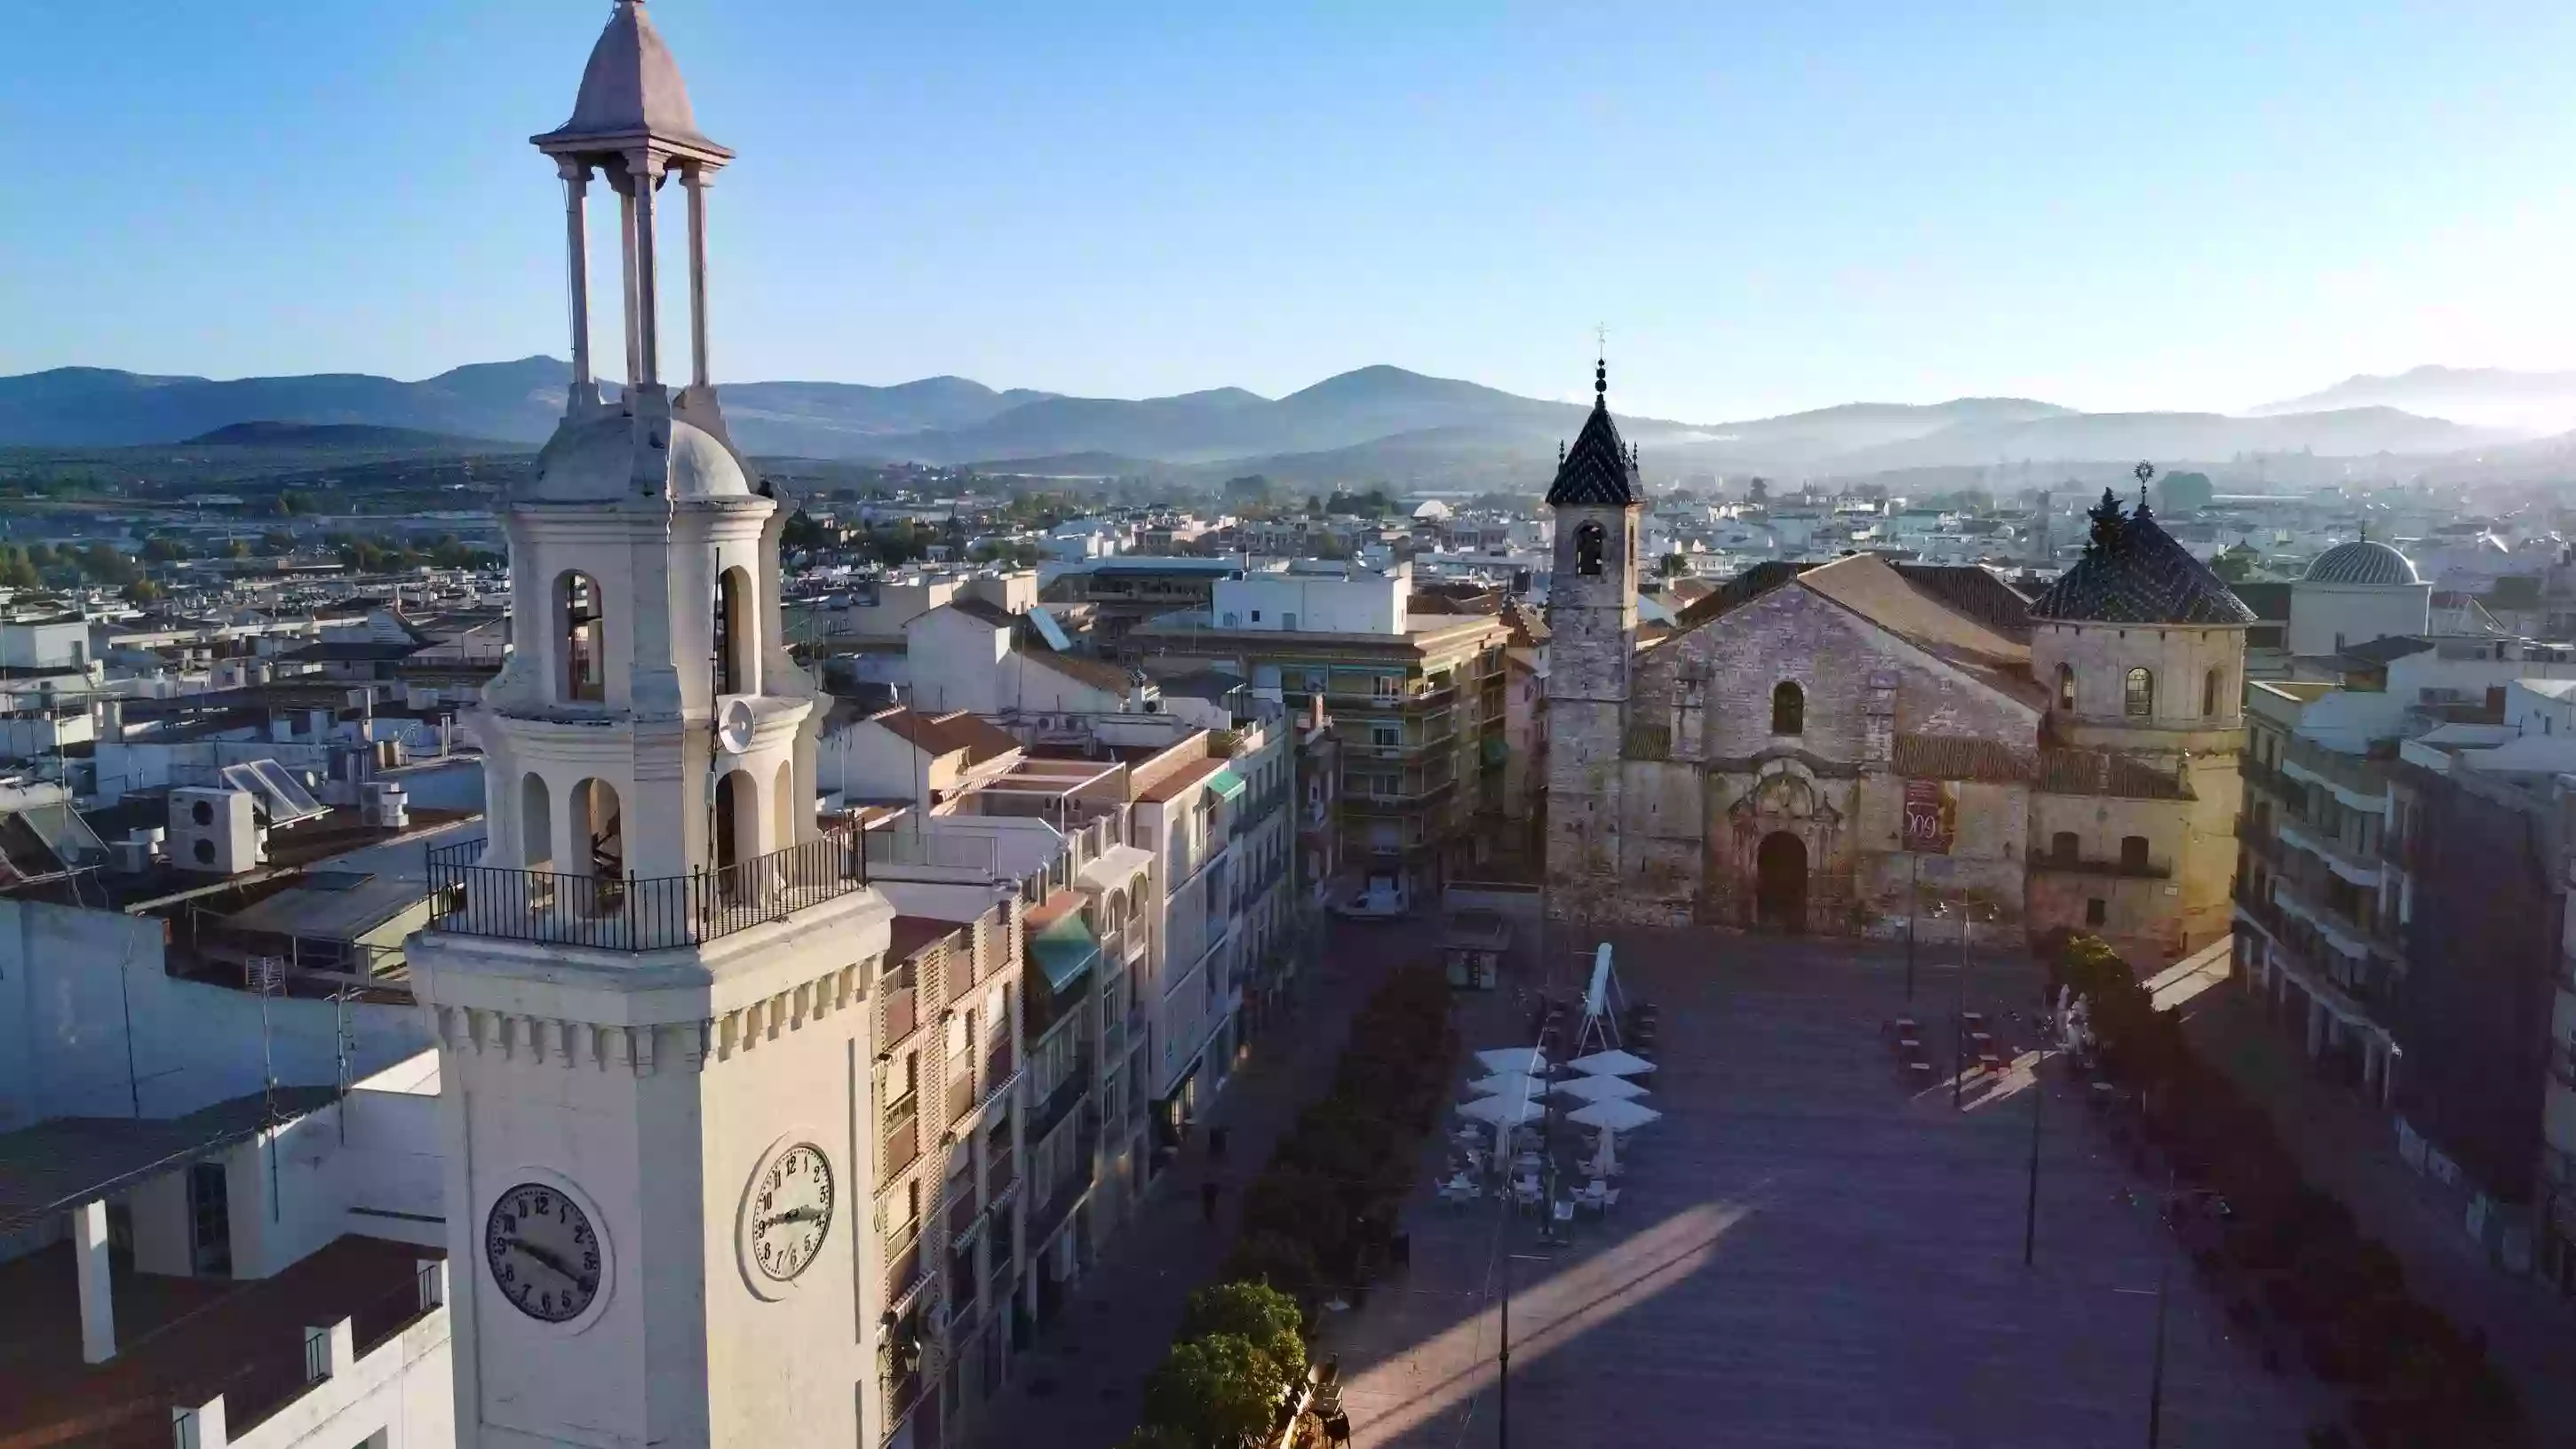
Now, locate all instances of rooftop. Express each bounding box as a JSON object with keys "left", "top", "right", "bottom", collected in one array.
[{"left": 2028, "top": 490, "right": 2256, "bottom": 627}]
